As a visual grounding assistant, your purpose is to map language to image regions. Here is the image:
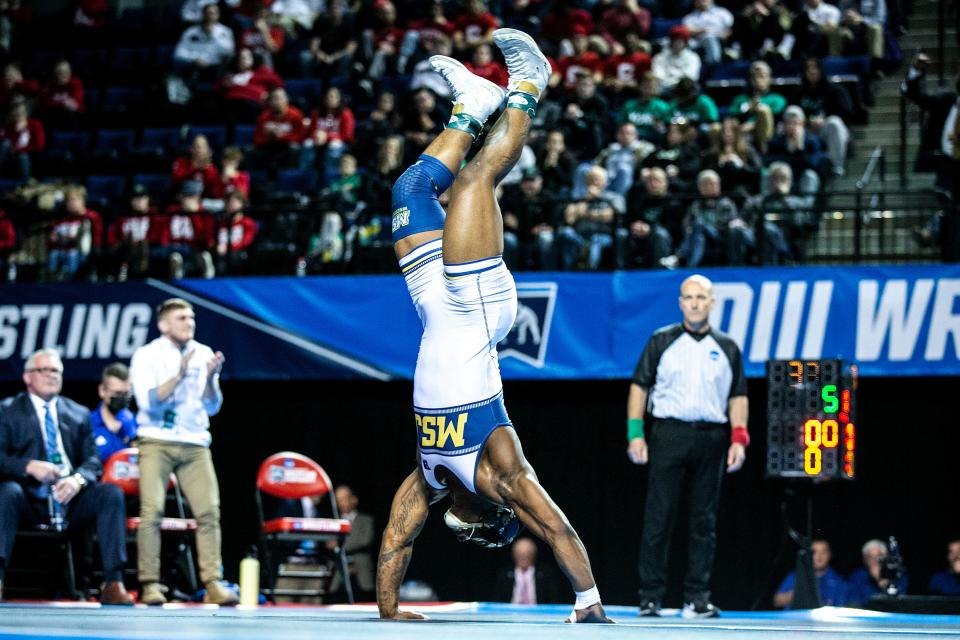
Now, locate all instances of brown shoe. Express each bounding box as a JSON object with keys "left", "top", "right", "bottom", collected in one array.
[
  {"left": 203, "top": 580, "right": 239, "bottom": 606},
  {"left": 100, "top": 581, "right": 135, "bottom": 606}
]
